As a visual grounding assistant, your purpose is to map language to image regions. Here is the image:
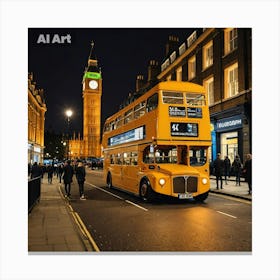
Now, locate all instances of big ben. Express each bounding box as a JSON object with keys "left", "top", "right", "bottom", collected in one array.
[{"left": 82, "top": 41, "right": 102, "bottom": 158}]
